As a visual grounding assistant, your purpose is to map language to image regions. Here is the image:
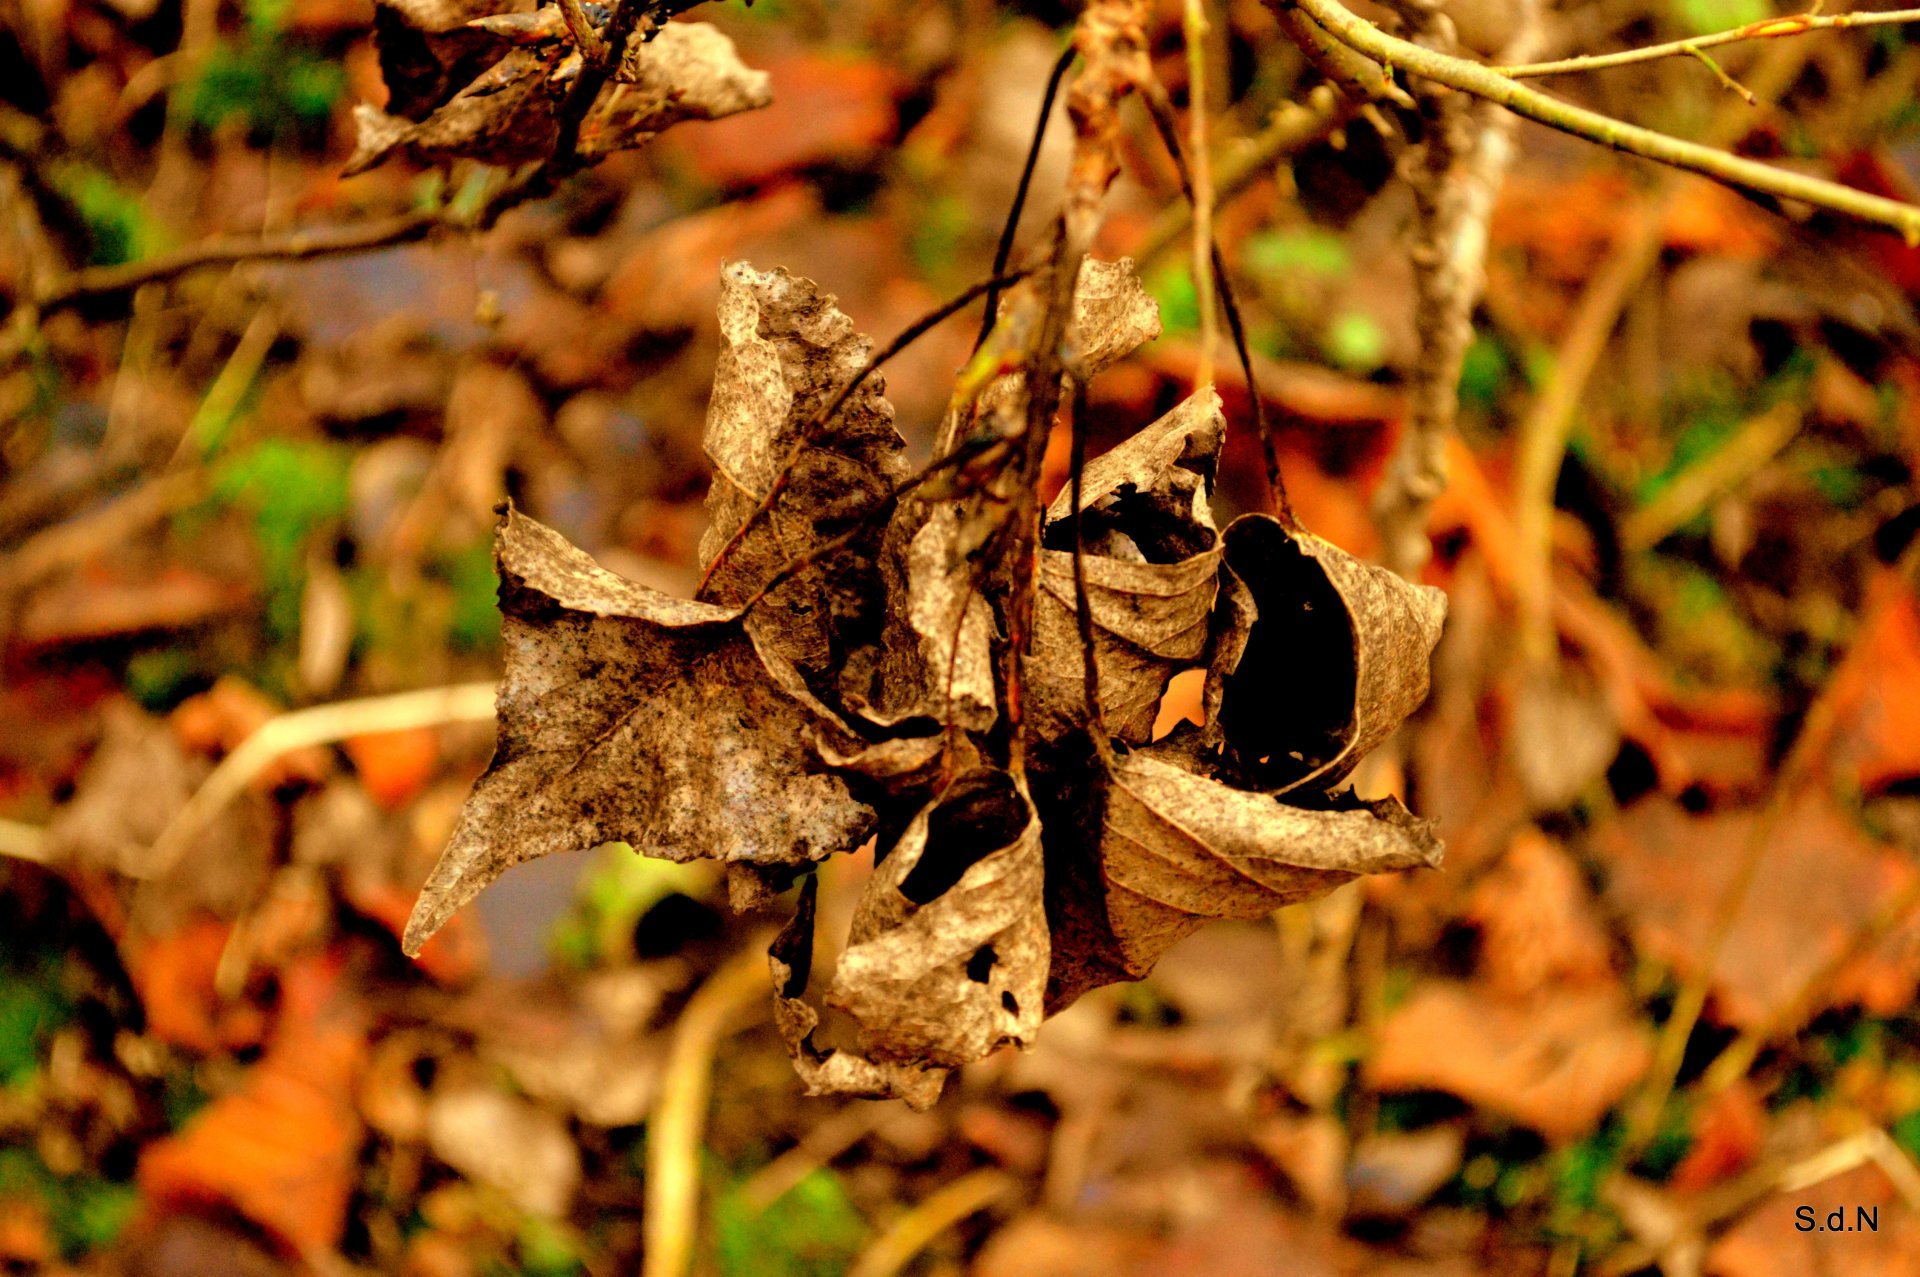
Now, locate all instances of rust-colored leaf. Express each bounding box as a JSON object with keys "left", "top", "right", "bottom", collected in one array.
[
  {"left": 137, "top": 955, "right": 365, "bottom": 1257},
  {"left": 1367, "top": 980, "right": 1653, "bottom": 1143}
]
